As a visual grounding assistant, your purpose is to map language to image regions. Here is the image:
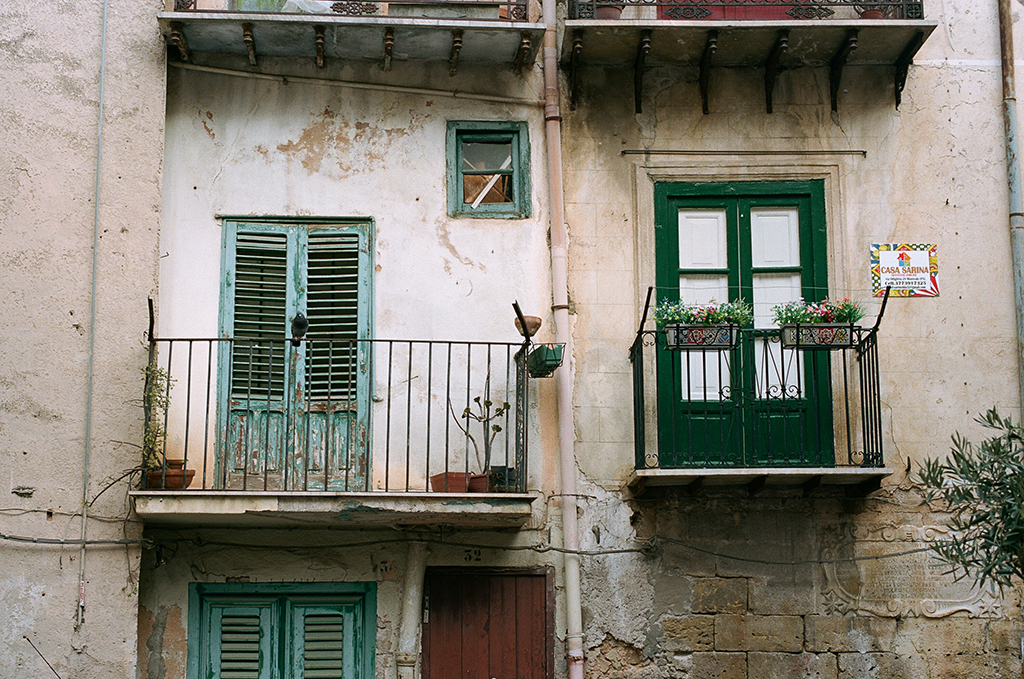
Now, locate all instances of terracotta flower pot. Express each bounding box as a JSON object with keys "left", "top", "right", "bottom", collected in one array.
[
  {"left": 594, "top": 5, "right": 623, "bottom": 19},
  {"left": 146, "top": 459, "right": 196, "bottom": 489},
  {"left": 430, "top": 471, "right": 491, "bottom": 492},
  {"left": 858, "top": 9, "right": 885, "bottom": 18}
]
